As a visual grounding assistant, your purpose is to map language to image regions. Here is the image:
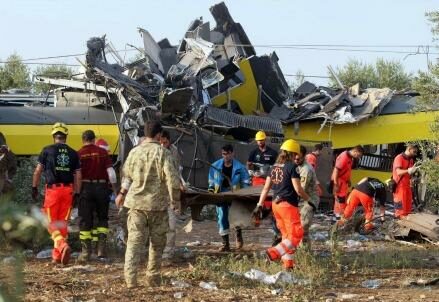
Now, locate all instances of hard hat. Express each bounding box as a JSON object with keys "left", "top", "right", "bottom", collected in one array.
[
  {"left": 280, "top": 139, "right": 300, "bottom": 154},
  {"left": 51, "top": 122, "right": 68, "bottom": 135},
  {"left": 255, "top": 131, "right": 266, "bottom": 141},
  {"left": 96, "top": 138, "right": 110, "bottom": 152}
]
